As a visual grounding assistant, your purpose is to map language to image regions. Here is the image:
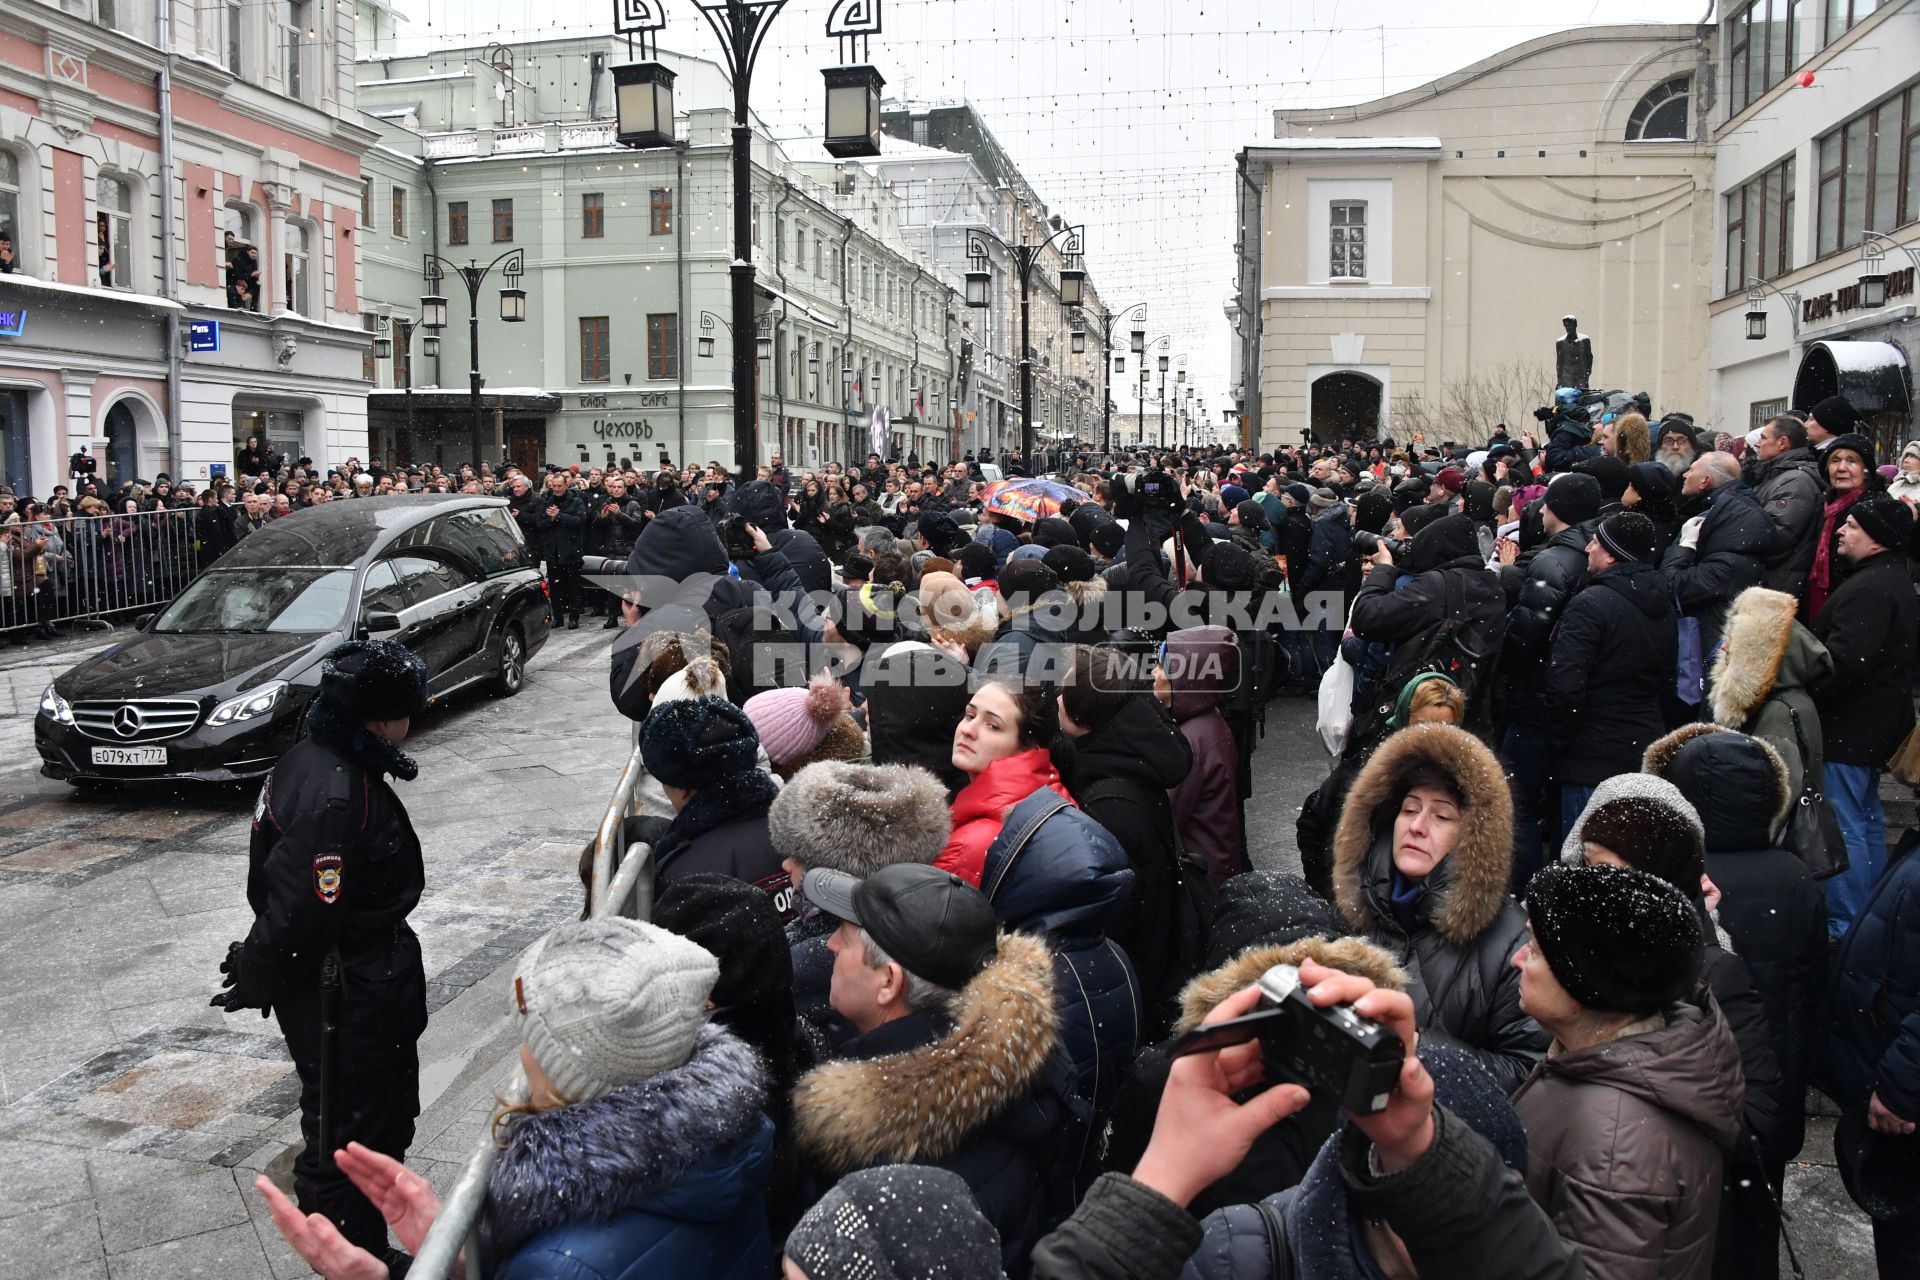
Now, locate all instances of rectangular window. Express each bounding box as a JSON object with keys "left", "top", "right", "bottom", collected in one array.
[
  {"left": 492, "top": 198, "right": 513, "bottom": 242},
  {"left": 447, "top": 200, "right": 468, "bottom": 245},
  {"left": 1819, "top": 0, "right": 1882, "bottom": 52},
  {"left": 391, "top": 185, "right": 407, "bottom": 238},
  {"left": 1815, "top": 82, "right": 1920, "bottom": 259},
  {"left": 1329, "top": 200, "right": 1367, "bottom": 278},
  {"left": 649, "top": 188, "right": 672, "bottom": 236},
  {"left": 284, "top": 223, "right": 308, "bottom": 315},
  {"left": 795, "top": 223, "right": 806, "bottom": 267},
  {"left": 0, "top": 152, "right": 20, "bottom": 276},
  {"left": 226, "top": 0, "right": 244, "bottom": 74},
  {"left": 1727, "top": 0, "right": 1801, "bottom": 118},
  {"left": 97, "top": 0, "right": 117, "bottom": 30},
  {"left": 1725, "top": 156, "right": 1796, "bottom": 295},
  {"left": 751, "top": 202, "right": 762, "bottom": 248},
  {"left": 360, "top": 181, "right": 372, "bottom": 229},
  {"left": 97, "top": 174, "right": 132, "bottom": 290},
  {"left": 1750, "top": 397, "right": 1788, "bottom": 432},
  {"left": 282, "top": 0, "right": 308, "bottom": 100},
  {"left": 814, "top": 238, "right": 824, "bottom": 278},
  {"left": 580, "top": 316, "right": 610, "bottom": 382},
  {"left": 582, "top": 192, "right": 604, "bottom": 238},
  {"left": 647, "top": 313, "right": 679, "bottom": 380}
]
